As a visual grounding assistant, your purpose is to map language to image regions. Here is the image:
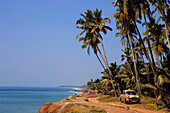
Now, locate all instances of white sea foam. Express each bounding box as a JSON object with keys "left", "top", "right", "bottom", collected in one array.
[
  {"left": 69, "top": 90, "right": 83, "bottom": 95},
  {"left": 71, "top": 87, "right": 81, "bottom": 90}
]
